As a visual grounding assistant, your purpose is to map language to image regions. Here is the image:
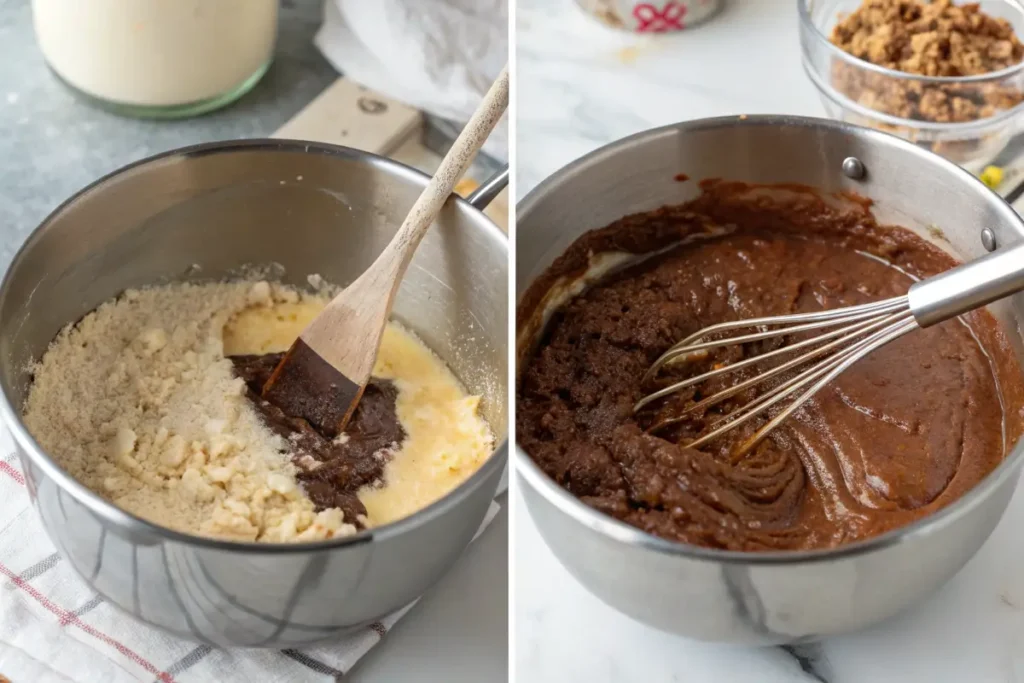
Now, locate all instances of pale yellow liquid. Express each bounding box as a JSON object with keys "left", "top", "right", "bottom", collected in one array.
[{"left": 223, "top": 296, "right": 493, "bottom": 527}]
